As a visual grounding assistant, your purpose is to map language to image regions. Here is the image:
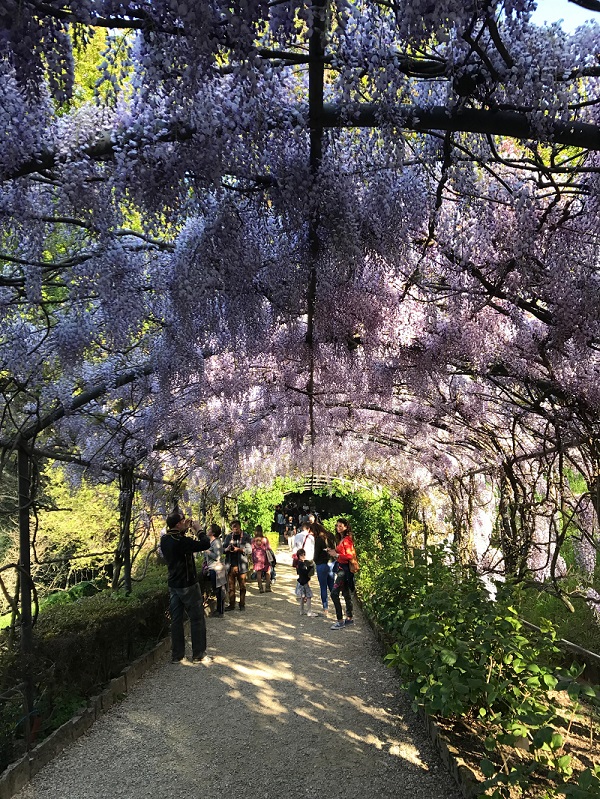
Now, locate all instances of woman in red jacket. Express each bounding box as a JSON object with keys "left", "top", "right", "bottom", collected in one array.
[{"left": 327, "top": 518, "right": 356, "bottom": 630}]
